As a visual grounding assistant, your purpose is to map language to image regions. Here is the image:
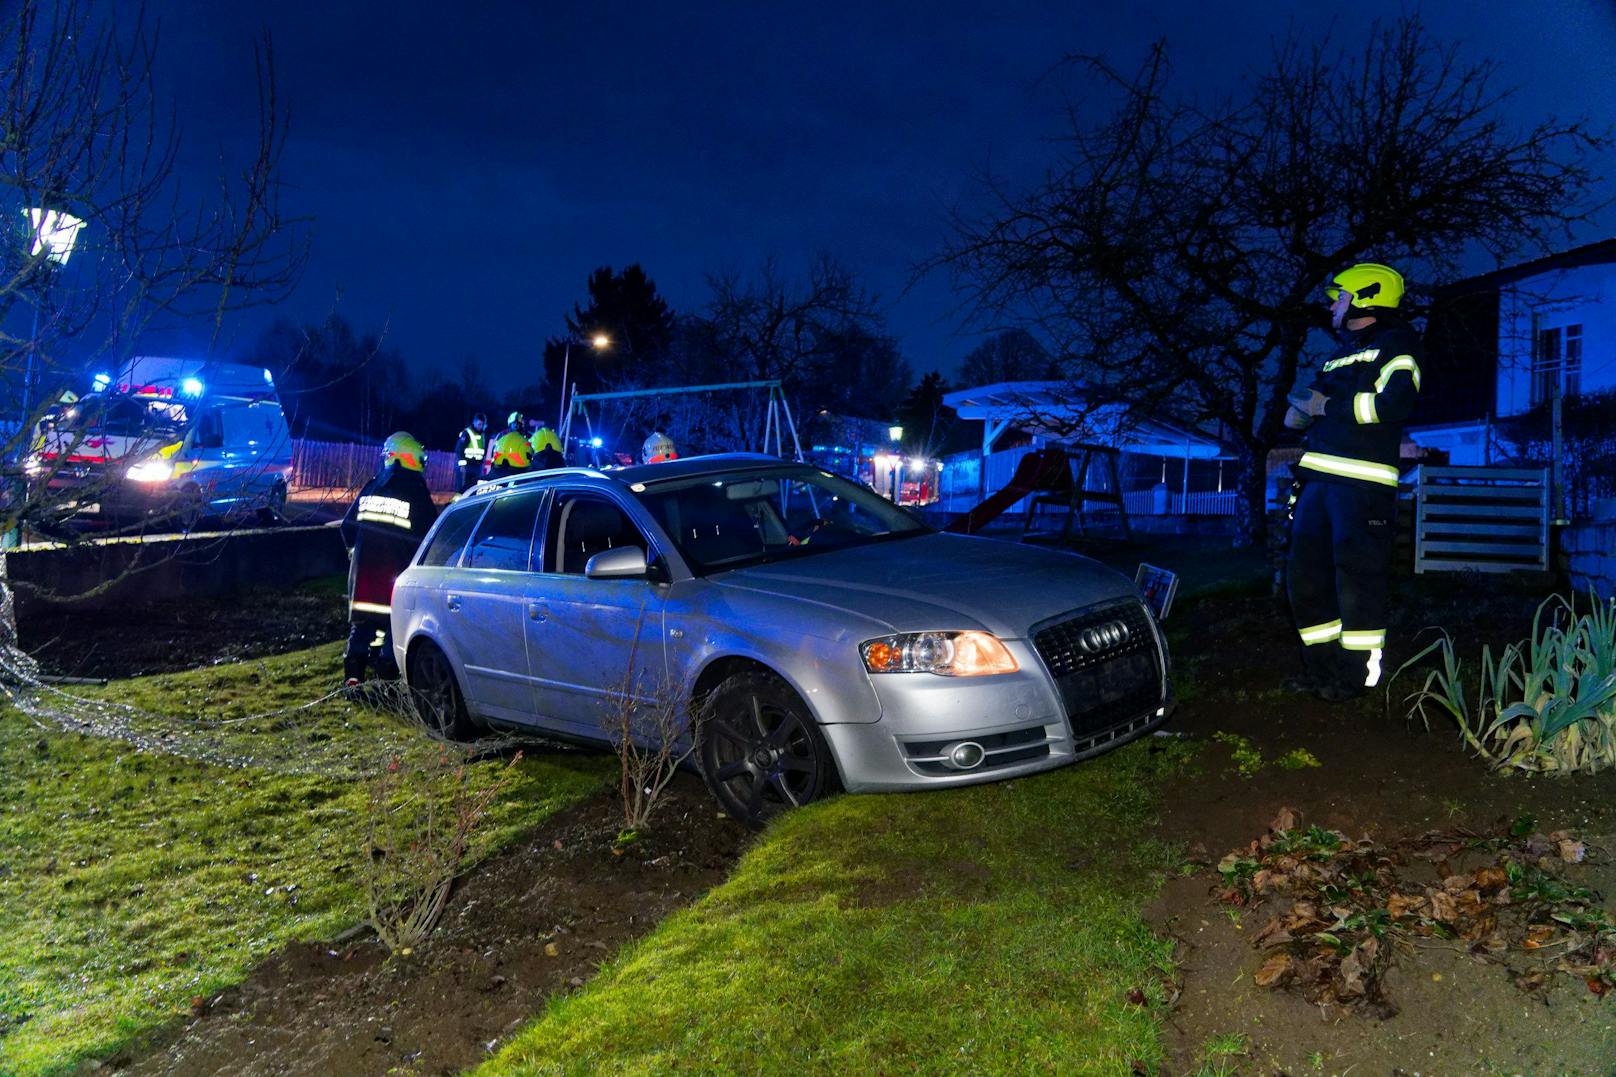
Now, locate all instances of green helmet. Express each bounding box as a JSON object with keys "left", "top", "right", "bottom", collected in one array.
[
  {"left": 382, "top": 431, "right": 425, "bottom": 472},
  {"left": 506, "top": 410, "right": 525, "bottom": 430}
]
